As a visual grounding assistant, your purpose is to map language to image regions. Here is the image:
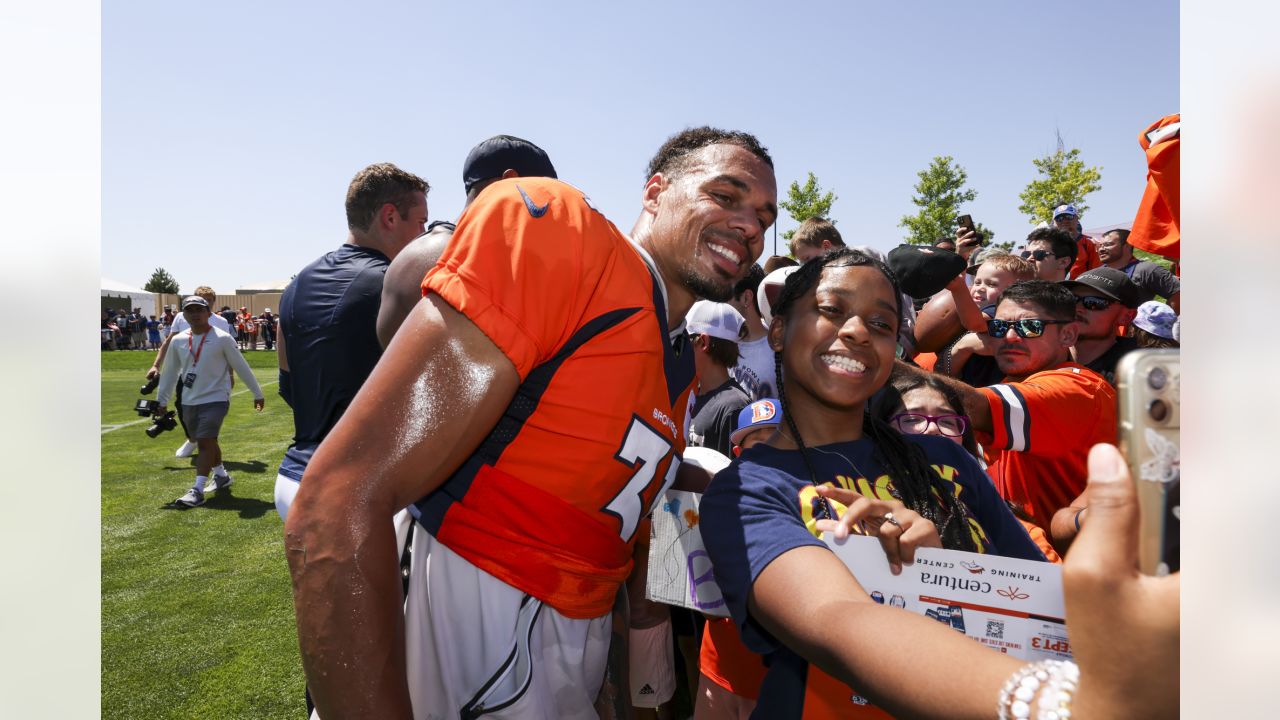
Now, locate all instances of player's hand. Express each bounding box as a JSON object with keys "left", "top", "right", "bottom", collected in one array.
[
  {"left": 1063, "top": 444, "right": 1179, "bottom": 719},
  {"left": 254, "top": 397, "right": 265, "bottom": 412},
  {"left": 146, "top": 365, "right": 160, "bottom": 380},
  {"left": 955, "top": 227, "right": 981, "bottom": 260},
  {"left": 813, "top": 486, "right": 941, "bottom": 575}
]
